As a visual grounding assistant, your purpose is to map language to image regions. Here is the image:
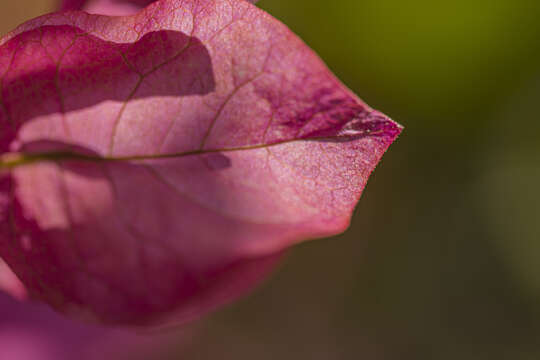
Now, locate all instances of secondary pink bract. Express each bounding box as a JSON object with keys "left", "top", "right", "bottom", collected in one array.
[
  {"left": 59, "top": 0, "right": 259, "bottom": 15},
  {"left": 60, "top": 0, "right": 158, "bottom": 15},
  {"left": 0, "top": 0, "right": 401, "bottom": 325},
  {"left": 0, "top": 287, "right": 185, "bottom": 360}
]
